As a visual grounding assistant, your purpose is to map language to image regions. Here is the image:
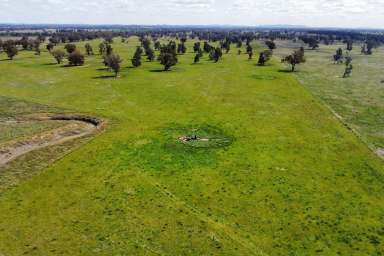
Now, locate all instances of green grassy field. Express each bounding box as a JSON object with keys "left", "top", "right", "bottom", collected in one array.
[
  {"left": 0, "top": 38, "right": 383, "bottom": 255},
  {"left": 274, "top": 40, "right": 384, "bottom": 158}
]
